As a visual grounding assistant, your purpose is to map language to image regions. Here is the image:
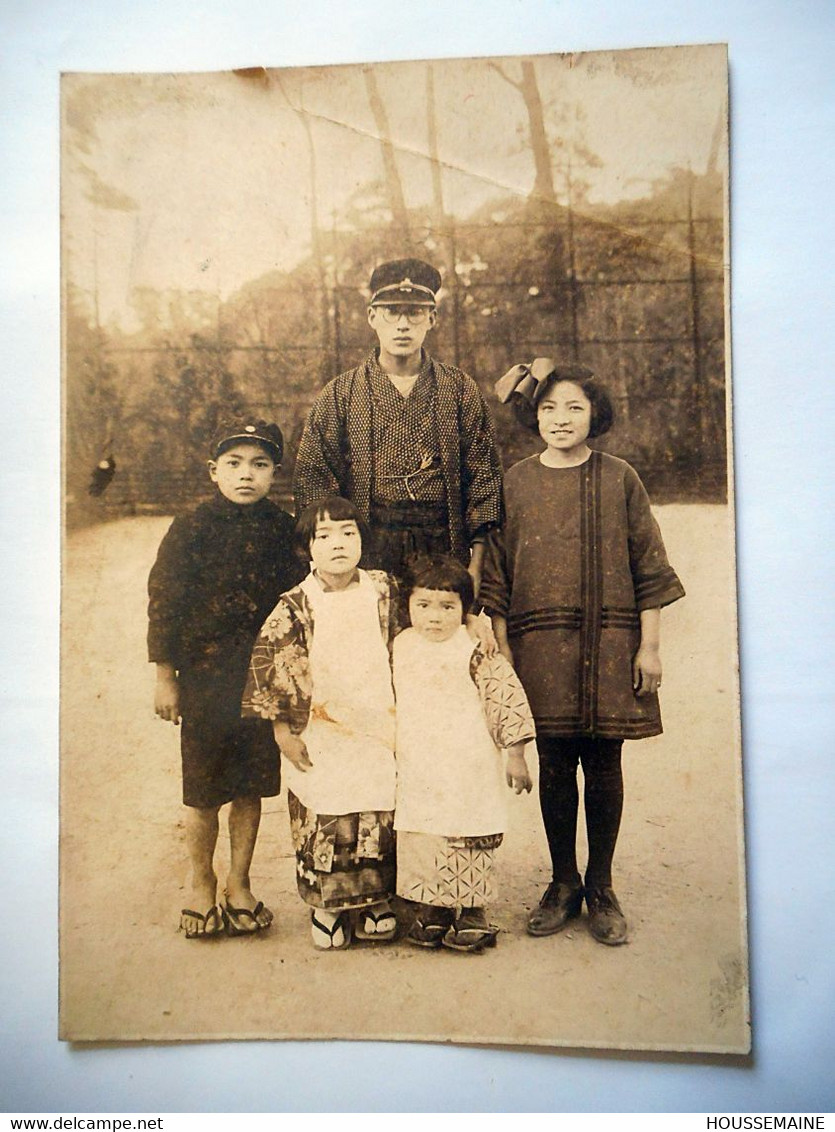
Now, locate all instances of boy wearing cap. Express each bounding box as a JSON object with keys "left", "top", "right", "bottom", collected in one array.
[
  {"left": 293, "top": 258, "right": 503, "bottom": 590},
  {"left": 148, "top": 419, "right": 303, "bottom": 938}
]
